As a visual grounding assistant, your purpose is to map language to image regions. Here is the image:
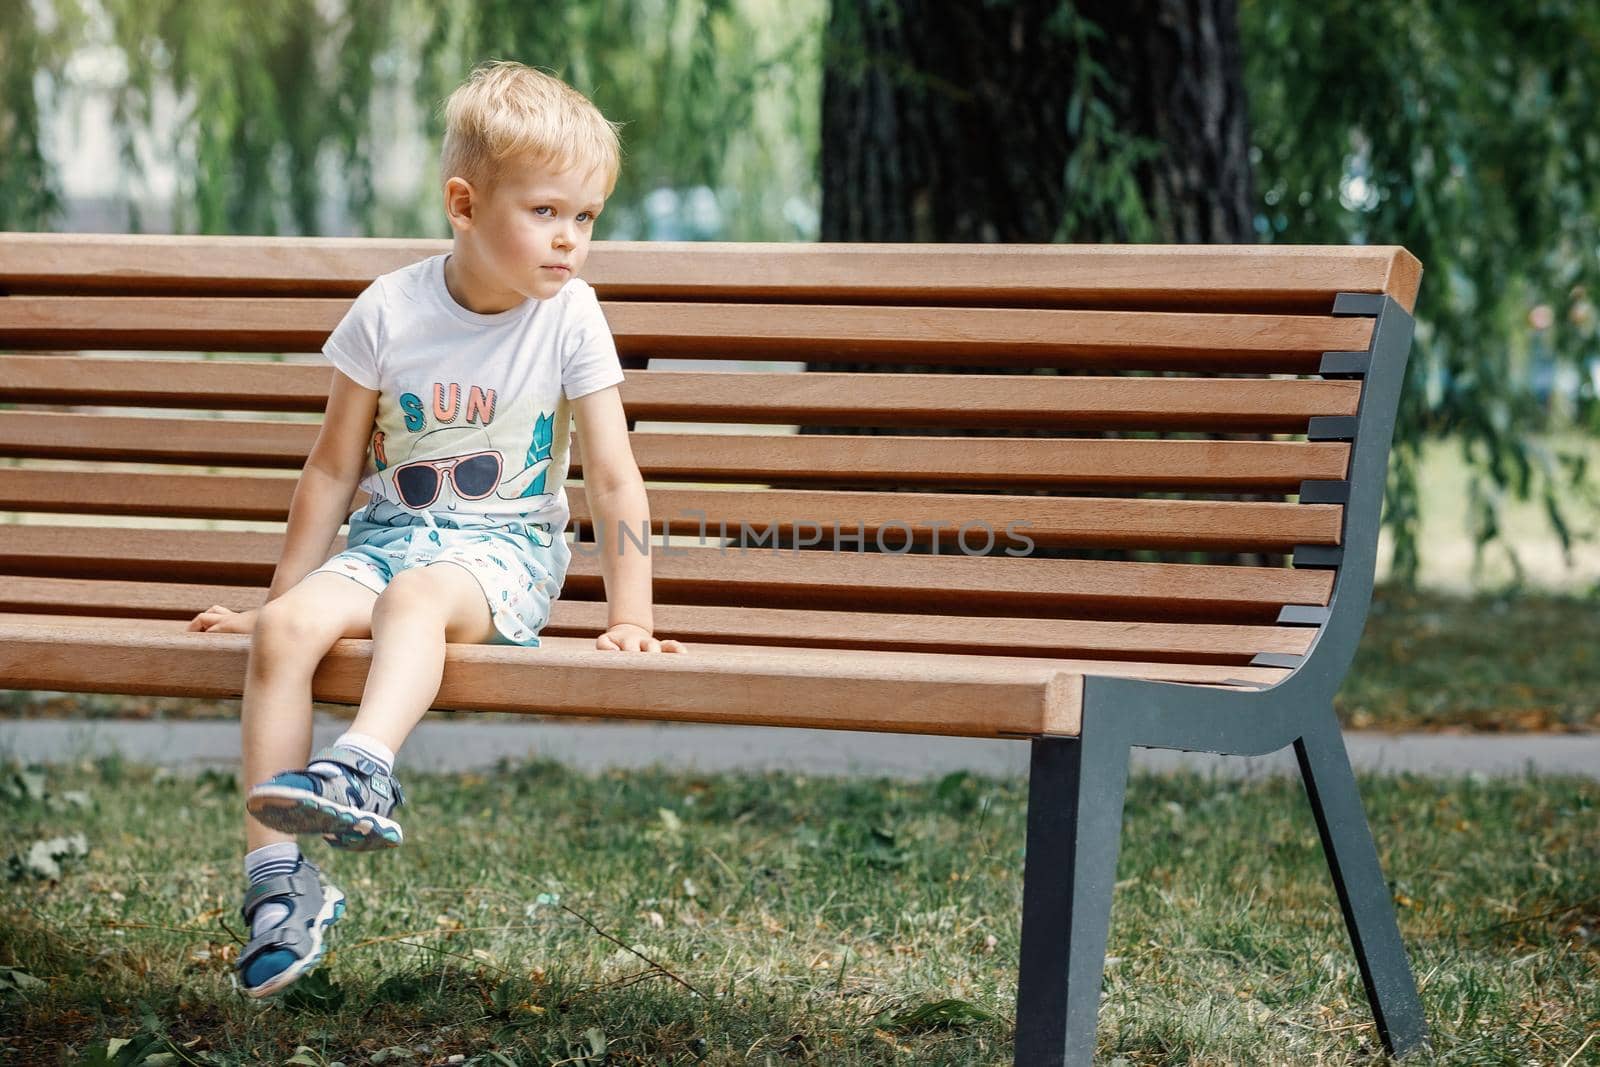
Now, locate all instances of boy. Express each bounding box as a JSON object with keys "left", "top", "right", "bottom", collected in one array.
[{"left": 186, "top": 60, "right": 687, "bottom": 997}]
